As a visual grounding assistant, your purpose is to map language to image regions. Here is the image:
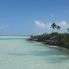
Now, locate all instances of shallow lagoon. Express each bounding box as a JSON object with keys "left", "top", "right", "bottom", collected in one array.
[{"left": 0, "top": 36, "right": 69, "bottom": 69}]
